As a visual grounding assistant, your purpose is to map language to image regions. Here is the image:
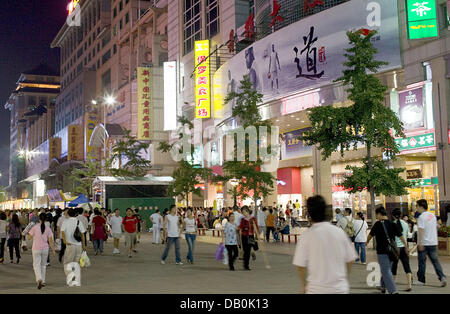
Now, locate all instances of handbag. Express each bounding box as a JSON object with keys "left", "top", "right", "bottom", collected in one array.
[
  {"left": 380, "top": 220, "right": 400, "bottom": 262},
  {"left": 73, "top": 220, "right": 82, "bottom": 243}
]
